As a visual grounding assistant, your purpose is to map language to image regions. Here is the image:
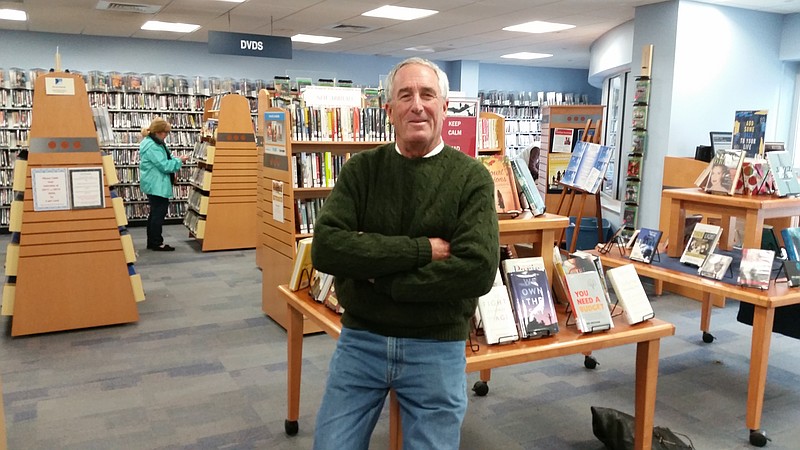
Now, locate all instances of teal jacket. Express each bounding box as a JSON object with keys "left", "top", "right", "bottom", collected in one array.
[
  {"left": 311, "top": 143, "right": 500, "bottom": 341},
  {"left": 139, "top": 135, "right": 182, "bottom": 198}
]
